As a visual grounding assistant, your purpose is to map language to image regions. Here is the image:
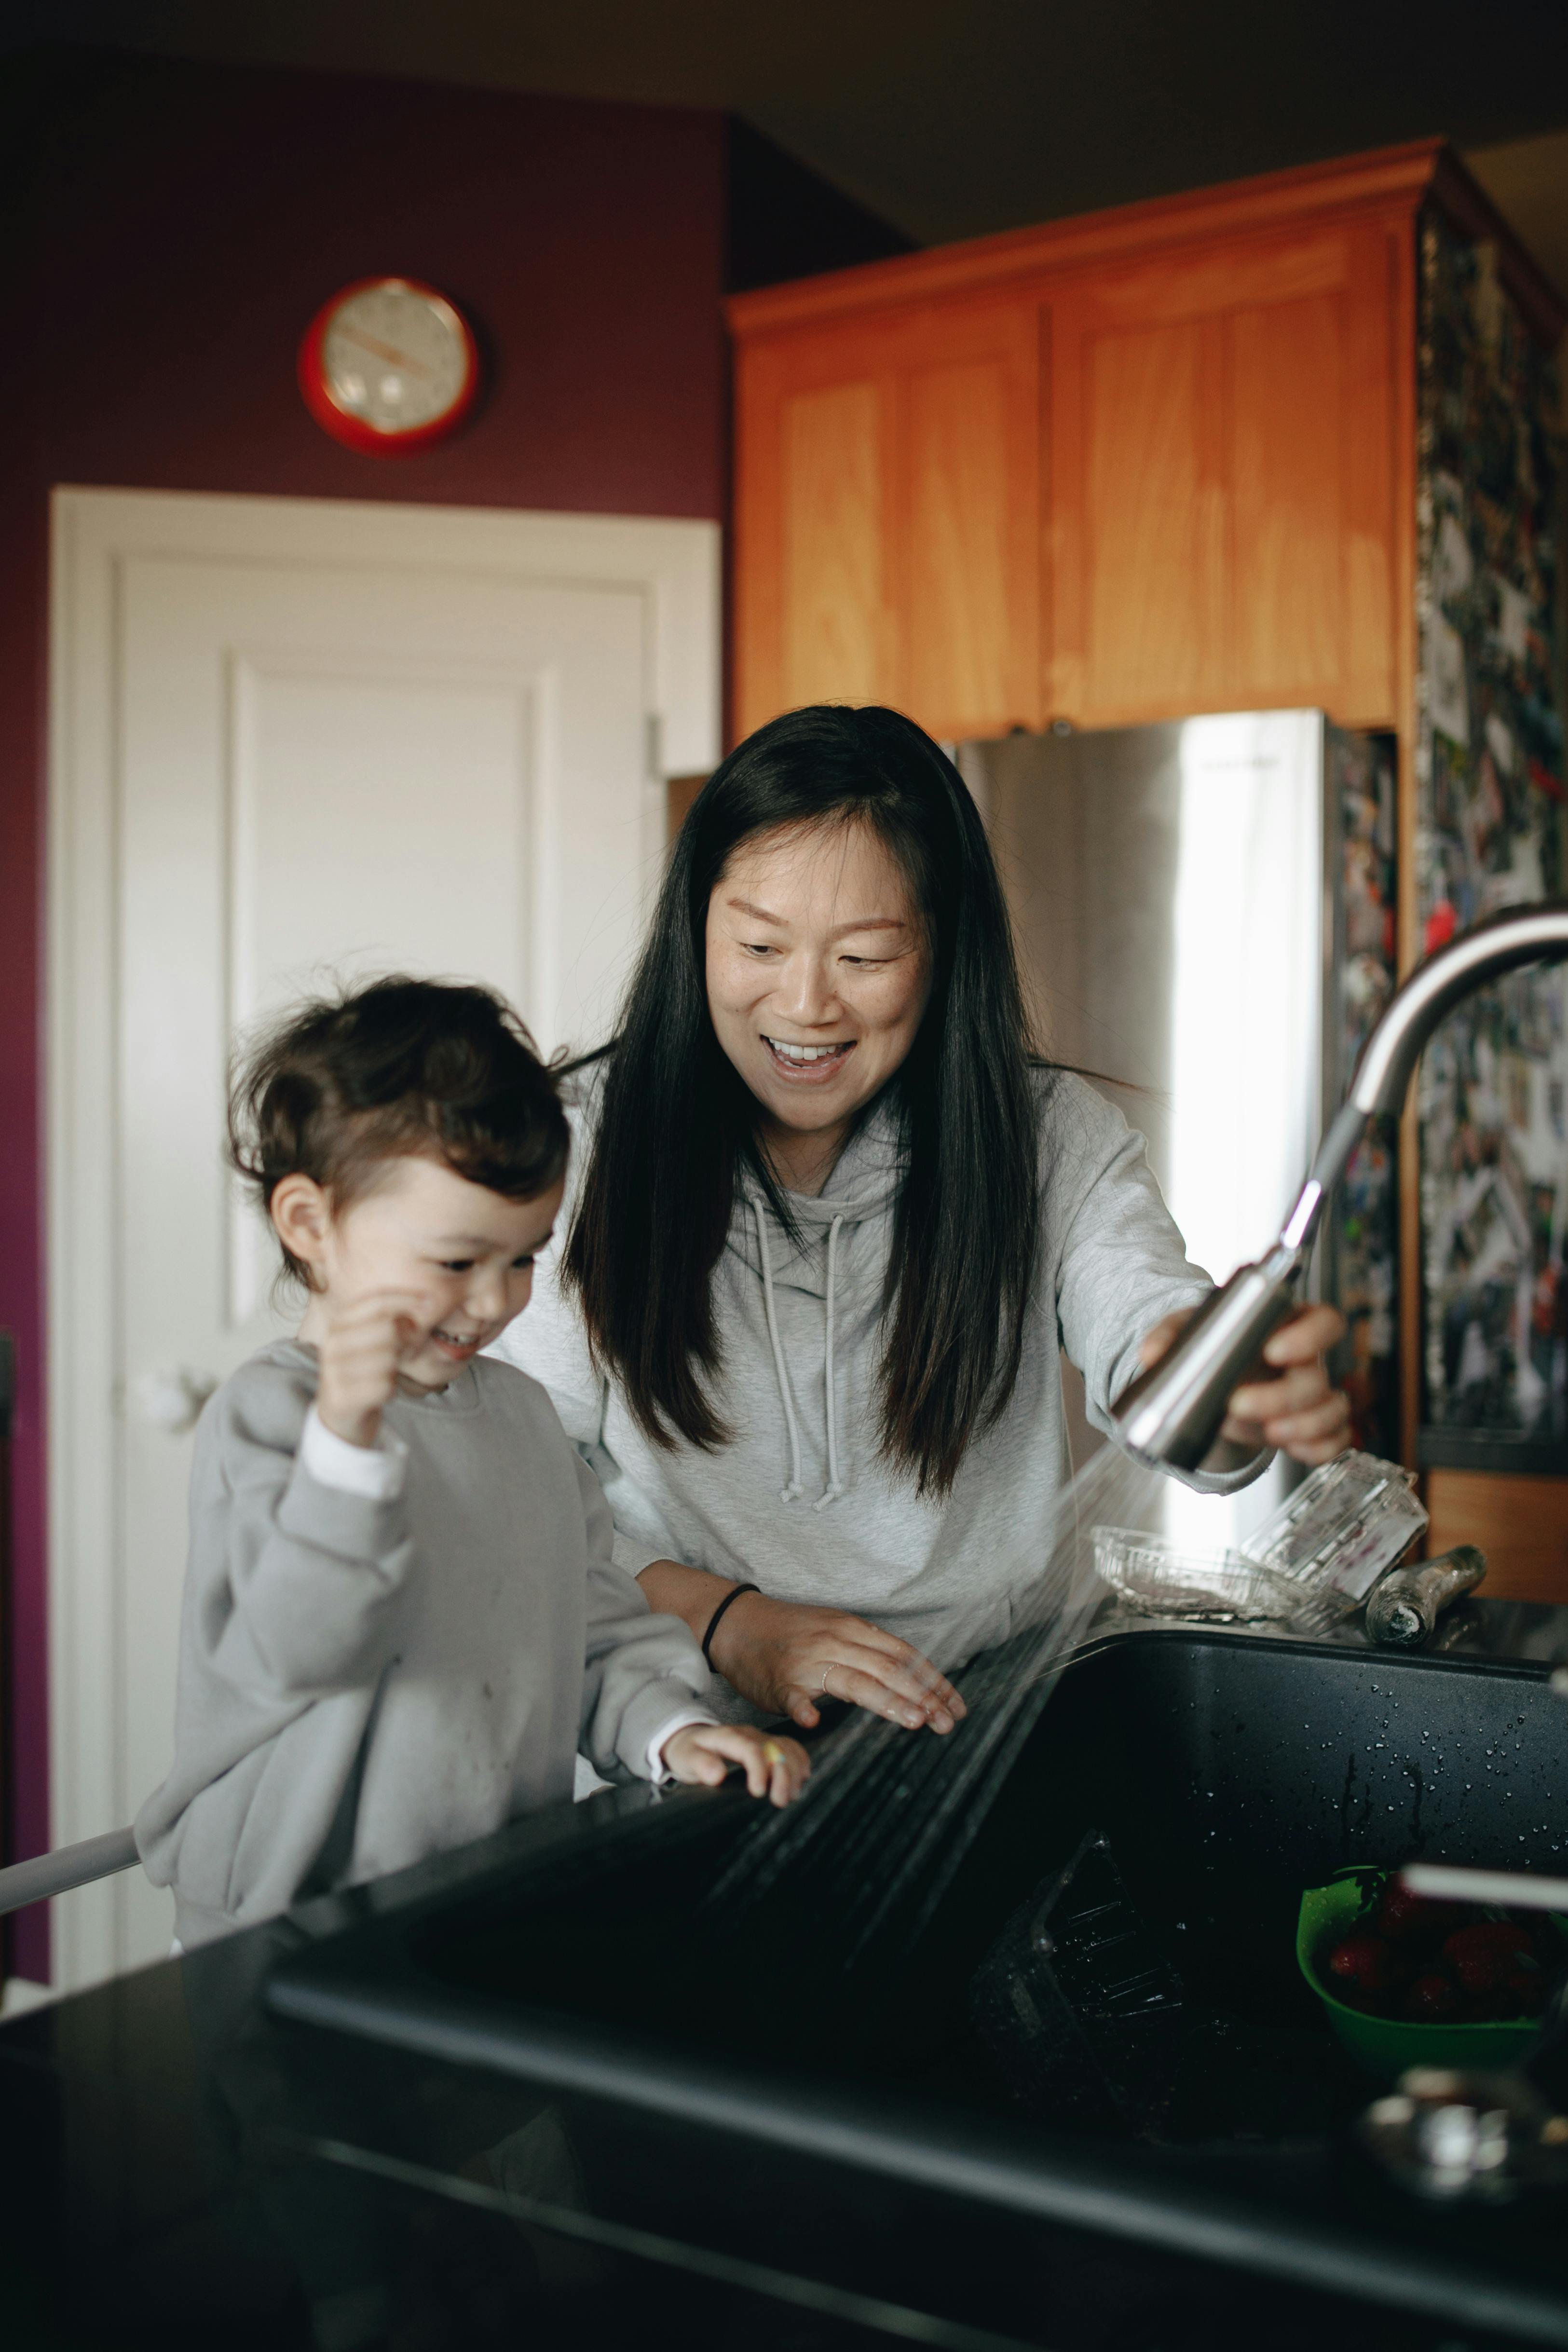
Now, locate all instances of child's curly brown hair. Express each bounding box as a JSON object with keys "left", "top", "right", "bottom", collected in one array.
[{"left": 230, "top": 976, "right": 570, "bottom": 1285}]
